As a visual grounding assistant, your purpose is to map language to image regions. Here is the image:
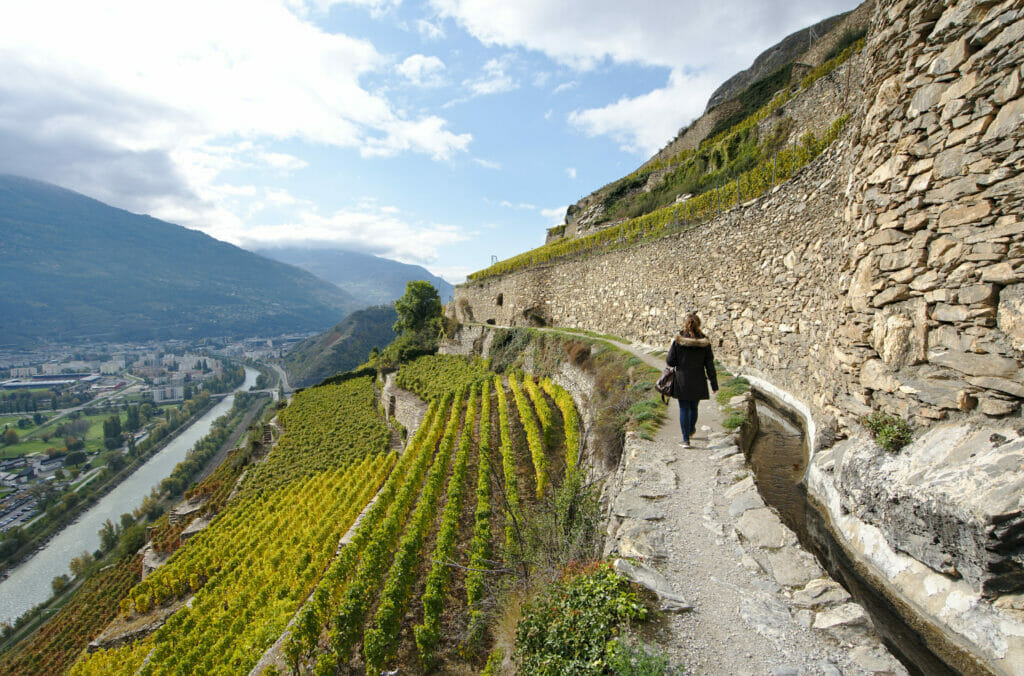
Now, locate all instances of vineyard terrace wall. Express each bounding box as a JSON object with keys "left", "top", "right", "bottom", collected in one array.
[
  {"left": 457, "top": 136, "right": 862, "bottom": 442},
  {"left": 455, "top": 0, "right": 1024, "bottom": 439}
]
